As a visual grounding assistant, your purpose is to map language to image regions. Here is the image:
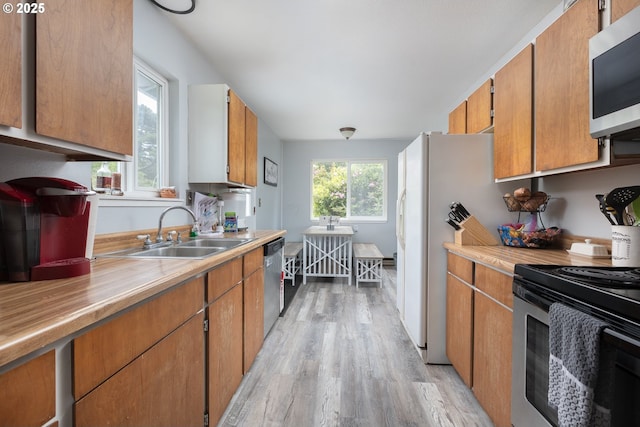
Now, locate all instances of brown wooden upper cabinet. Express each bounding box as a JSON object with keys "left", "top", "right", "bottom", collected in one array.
[
  {"left": 189, "top": 84, "right": 258, "bottom": 187},
  {"left": 493, "top": 44, "right": 534, "bottom": 179},
  {"left": 0, "top": 12, "right": 21, "bottom": 129},
  {"left": 467, "top": 79, "right": 494, "bottom": 134},
  {"left": 228, "top": 90, "right": 258, "bottom": 187},
  {"left": 611, "top": 0, "right": 640, "bottom": 23},
  {"left": 534, "top": 0, "right": 599, "bottom": 172},
  {"left": 448, "top": 101, "right": 467, "bottom": 134},
  {"left": 35, "top": 0, "right": 133, "bottom": 157}
]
